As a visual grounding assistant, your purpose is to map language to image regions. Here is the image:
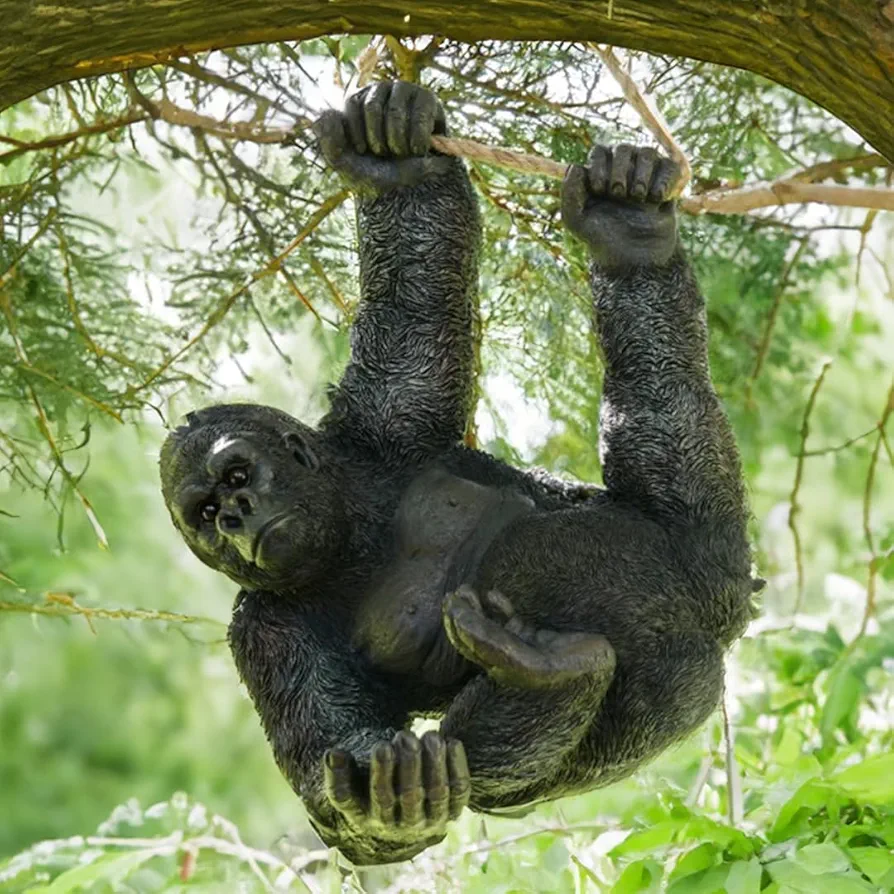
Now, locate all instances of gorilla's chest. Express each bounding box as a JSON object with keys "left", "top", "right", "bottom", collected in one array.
[{"left": 352, "top": 466, "right": 533, "bottom": 686}]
